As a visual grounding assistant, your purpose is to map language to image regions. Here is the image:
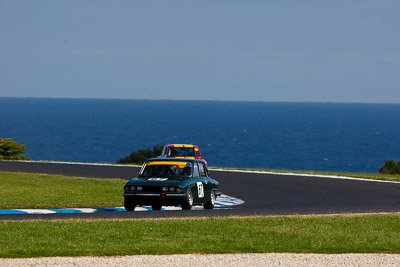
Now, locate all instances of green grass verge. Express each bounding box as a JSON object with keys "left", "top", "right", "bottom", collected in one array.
[
  {"left": 0, "top": 172, "right": 125, "bottom": 209},
  {"left": 210, "top": 167, "right": 400, "bottom": 182},
  {"left": 1, "top": 214, "right": 400, "bottom": 257}
]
